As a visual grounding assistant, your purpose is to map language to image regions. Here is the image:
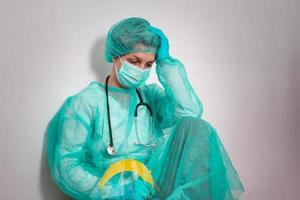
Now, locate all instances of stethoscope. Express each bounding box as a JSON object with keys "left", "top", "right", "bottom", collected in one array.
[{"left": 105, "top": 75, "right": 156, "bottom": 156}]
